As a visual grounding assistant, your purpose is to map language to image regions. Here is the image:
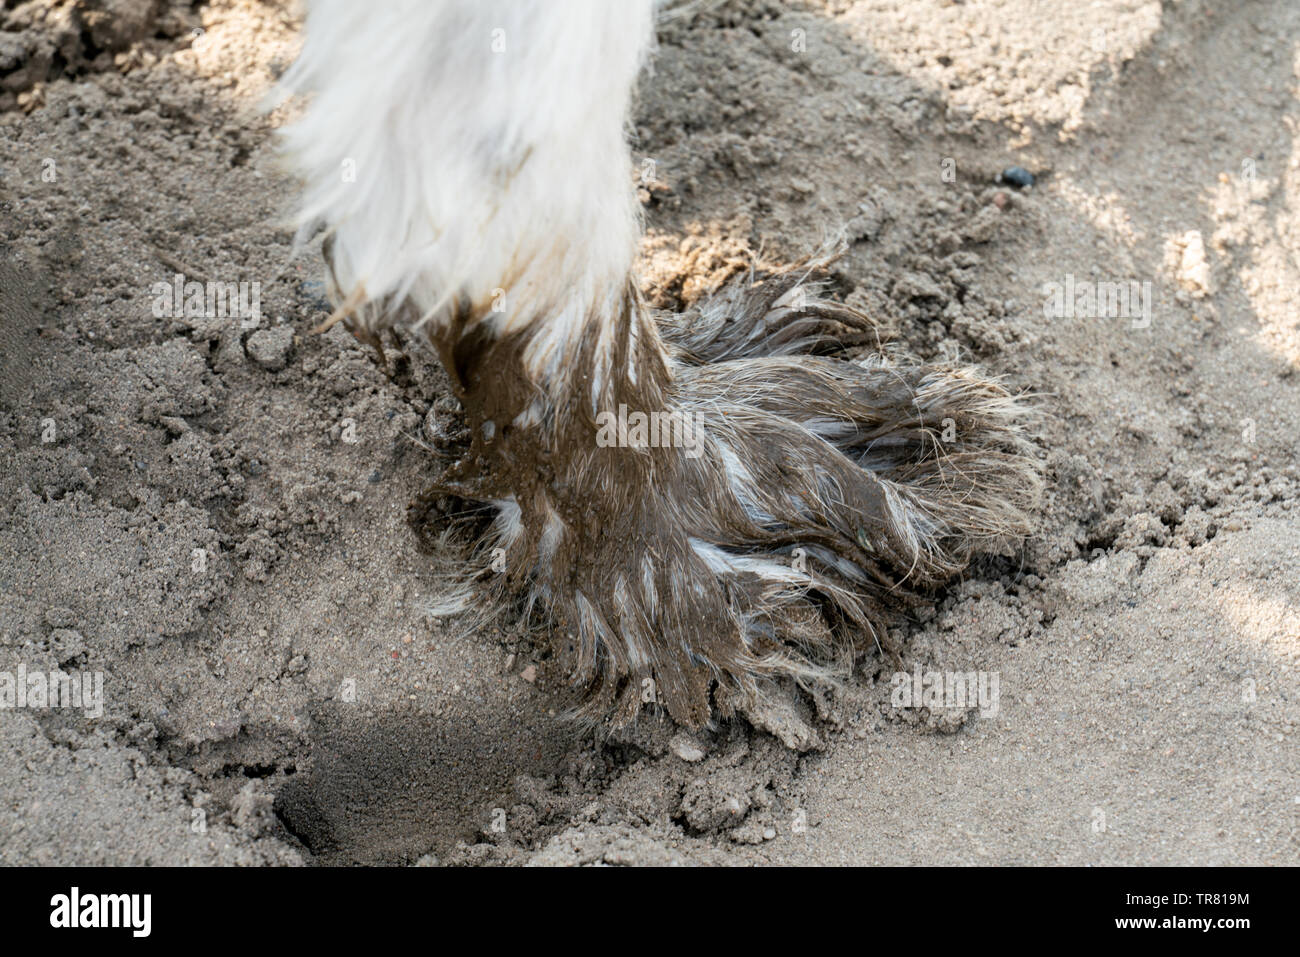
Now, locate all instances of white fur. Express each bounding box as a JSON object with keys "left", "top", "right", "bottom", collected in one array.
[{"left": 277, "top": 0, "right": 655, "bottom": 387}]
